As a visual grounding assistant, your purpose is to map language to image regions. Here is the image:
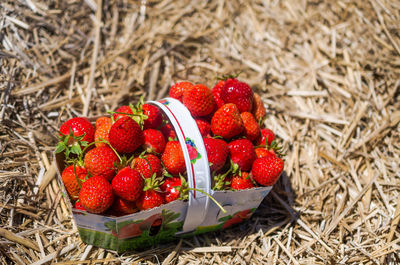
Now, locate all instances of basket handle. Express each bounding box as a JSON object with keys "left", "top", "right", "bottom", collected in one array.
[{"left": 148, "top": 98, "right": 211, "bottom": 233}]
